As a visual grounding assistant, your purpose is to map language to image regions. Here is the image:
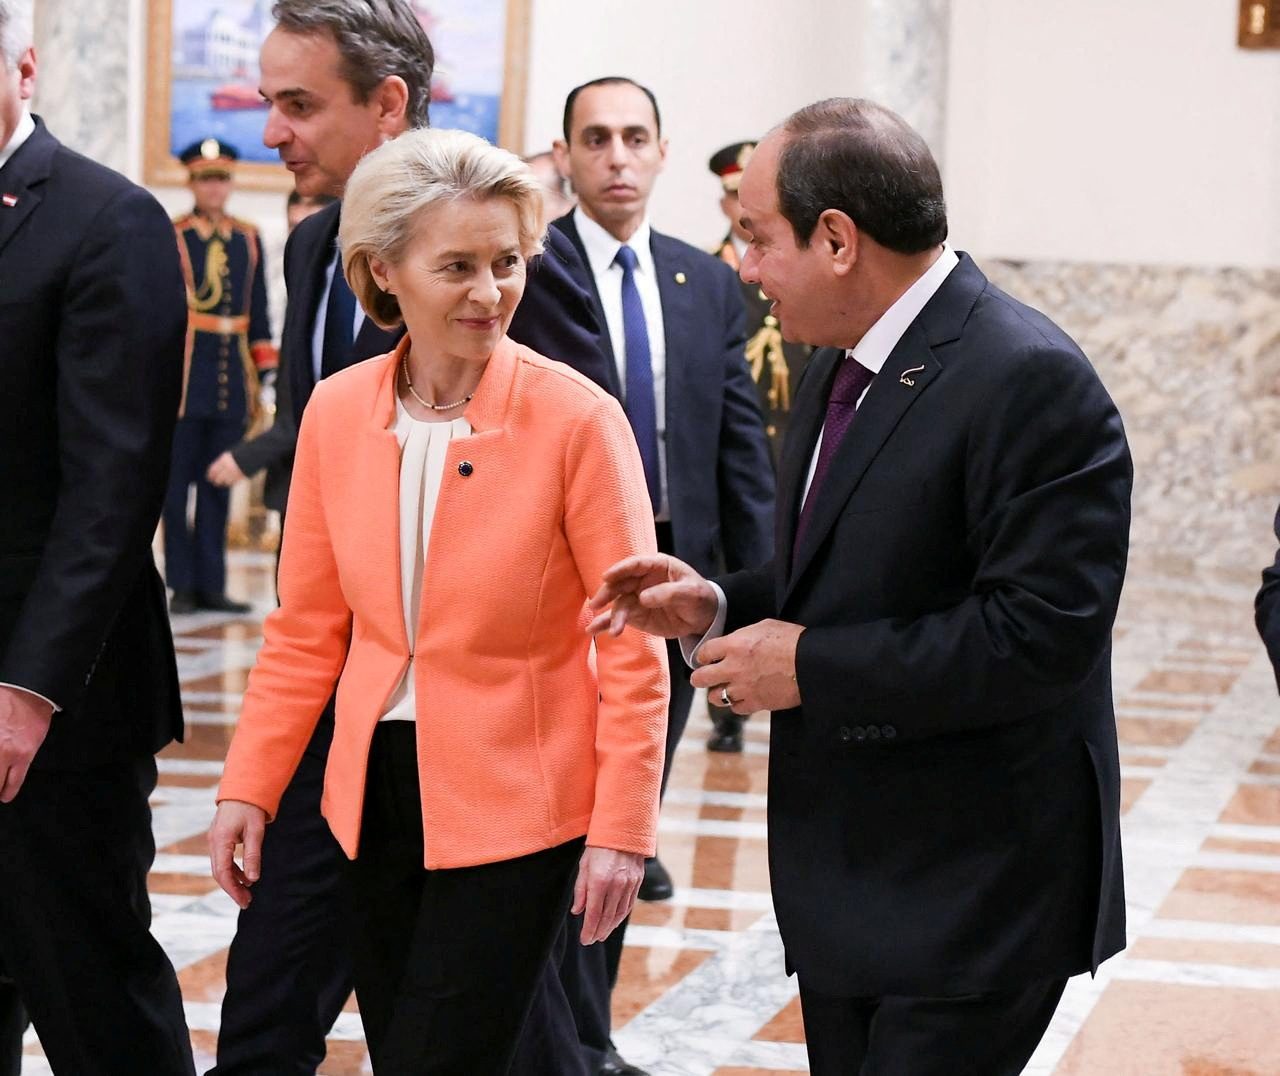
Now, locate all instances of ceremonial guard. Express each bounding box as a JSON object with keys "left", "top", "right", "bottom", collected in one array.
[
  {"left": 710, "top": 141, "right": 811, "bottom": 459},
  {"left": 704, "top": 140, "right": 809, "bottom": 752},
  {"left": 163, "top": 139, "right": 276, "bottom": 614}
]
